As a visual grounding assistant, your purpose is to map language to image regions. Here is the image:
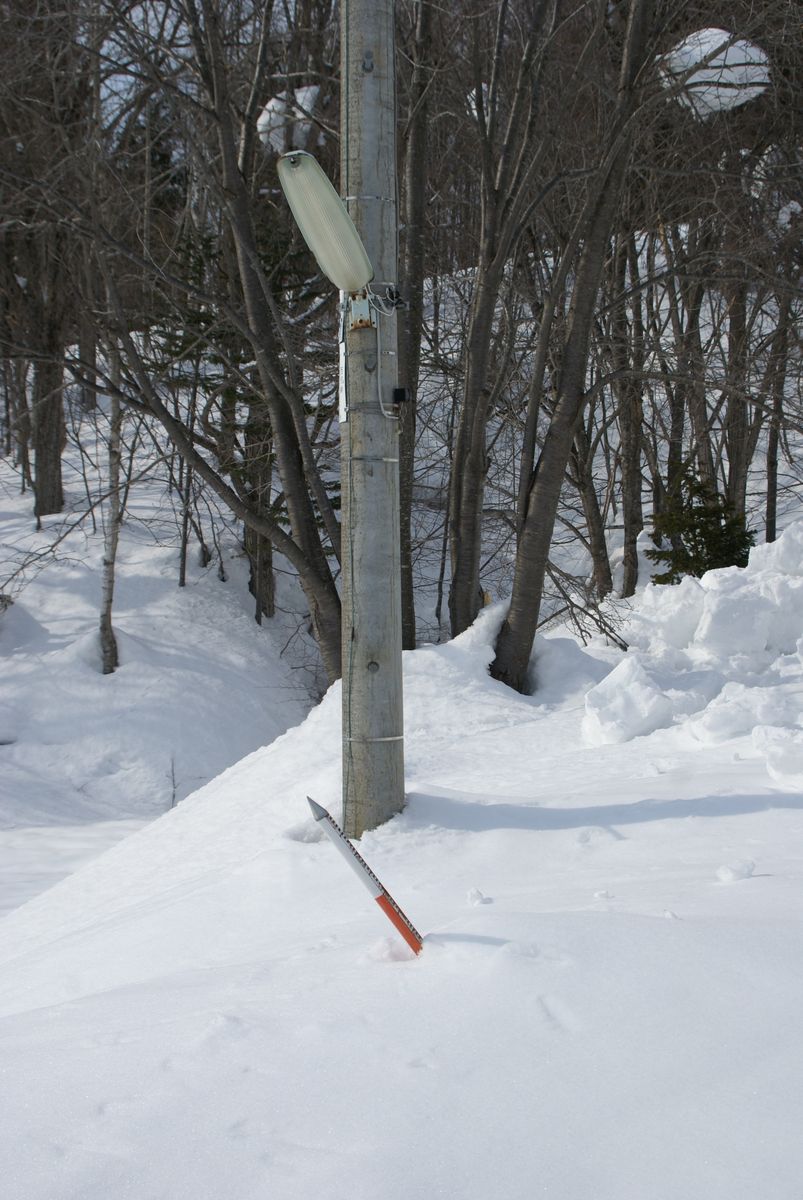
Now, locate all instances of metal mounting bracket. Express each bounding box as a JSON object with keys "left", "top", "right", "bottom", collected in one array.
[{"left": 347, "top": 294, "right": 376, "bottom": 331}]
